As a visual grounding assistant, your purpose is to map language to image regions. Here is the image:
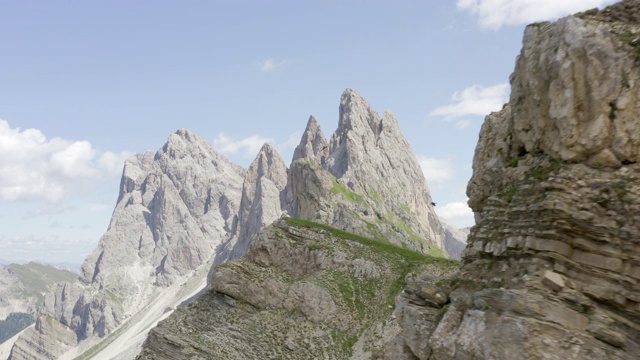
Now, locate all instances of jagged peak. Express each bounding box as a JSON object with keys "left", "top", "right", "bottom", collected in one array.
[
  {"left": 337, "top": 88, "right": 381, "bottom": 137},
  {"left": 292, "top": 115, "right": 329, "bottom": 165},
  {"left": 247, "top": 142, "right": 288, "bottom": 187}
]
